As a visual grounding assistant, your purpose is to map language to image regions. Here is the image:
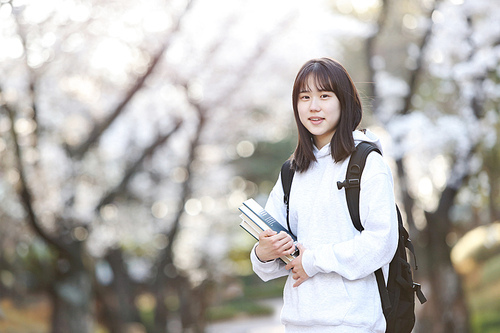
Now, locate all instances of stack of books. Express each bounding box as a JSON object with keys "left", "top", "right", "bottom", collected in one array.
[{"left": 238, "top": 198, "right": 299, "bottom": 264}]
